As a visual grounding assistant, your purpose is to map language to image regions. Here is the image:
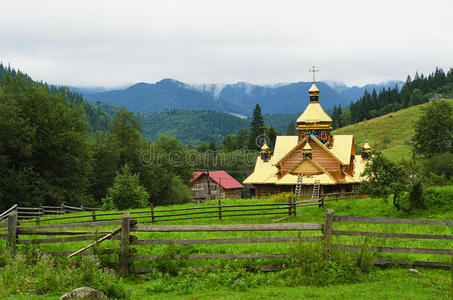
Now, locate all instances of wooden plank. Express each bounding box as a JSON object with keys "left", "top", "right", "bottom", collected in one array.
[
  {"left": 67, "top": 228, "right": 122, "bottom": 258},
  {"left": 7, "top": 211, "right": 17, "bottom": 248},
  {"left": 333, "top": 230, "right": 453, "bottom": 240},
  {"left": 337, "top": 245, "right": 453, "bottom": 255},
  {"left": 45, "top": 249, "right": 118, "bottom": 256},
  {"left": 17, "top": 220, "right": 122, "bottom": 230},
  {"left": 18, "top": 229, "right": 114, "bottom": 235},
  {"left": 120, "top": 213, "right": 131, "bottom": 277},
  {"left": 134, "top": 253, "right": 291, "bottom": 260},
  {"left": 0, "top": 204, "right": 18, "bottom": 222},
  {"left": 17, "top": 211, "right": 44, "bottom": 215},
  {"left": 375, "top": 258, "right": 452, "bottom": 268},
  {"left": 333, "top": 216, "right": 453, "bottom": 226},
  {"left": 131, "top": 236, "right": 322, "bottom": 245},
  {"left": 132, "top": 223, "right": 323, "bottom": 232},
  {"left": 18, "top": 235, "right": 95, "bottom": 244},
  {"left": 17, "top": 207, "right": 42, "bottom": 211},
  {"left": 0, "top": 234, "right": 7, "bottom": 239},
  {"left": 62, "top": 204, "right": 83, "bottom": 211}
]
